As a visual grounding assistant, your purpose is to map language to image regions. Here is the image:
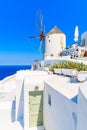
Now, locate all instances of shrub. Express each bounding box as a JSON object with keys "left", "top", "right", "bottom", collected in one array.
[
  {"left": 49, "top": 66, "right": 54, "bottom": 72},
  {"left": 76, "top": 62, "right": 87, "bottom": 71},
  {"left": 49, "top": 61, "right": 87, "bottom": 72}
]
